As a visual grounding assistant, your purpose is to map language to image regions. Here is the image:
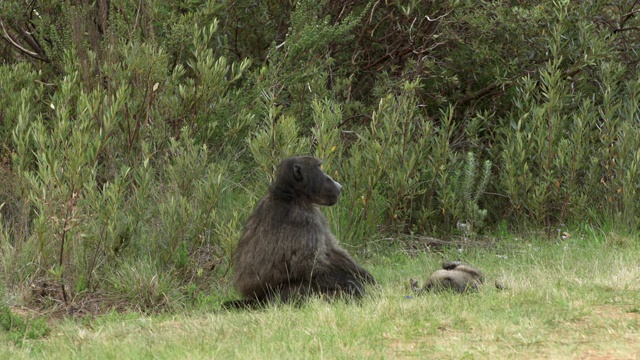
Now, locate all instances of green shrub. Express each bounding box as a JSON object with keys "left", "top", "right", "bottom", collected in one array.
[{"left": 495, "top": 1, "right": 640, "bottom": 228}]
